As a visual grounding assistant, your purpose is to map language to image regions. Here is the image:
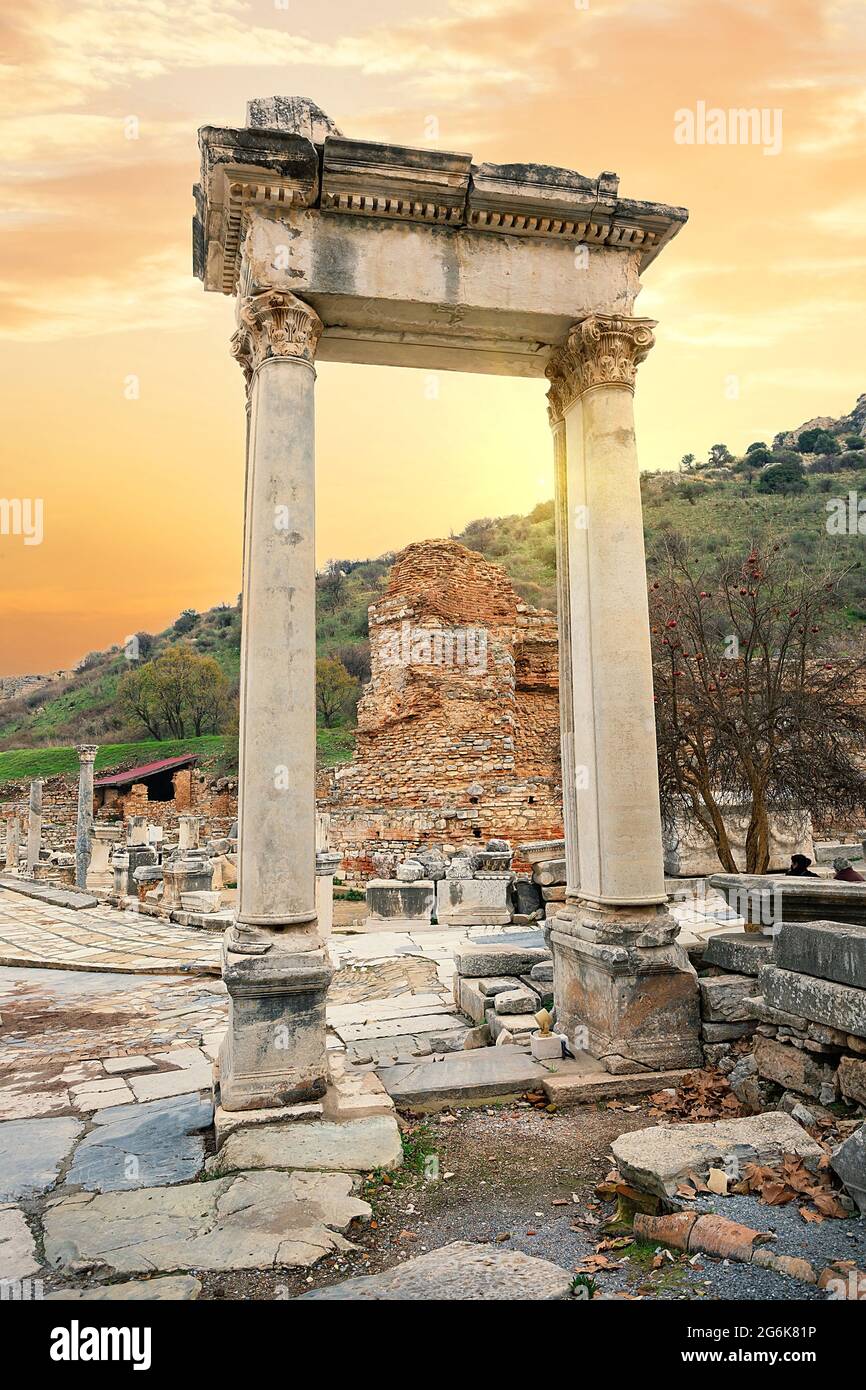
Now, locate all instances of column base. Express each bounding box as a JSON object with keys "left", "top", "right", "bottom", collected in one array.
[
  {"left": 550, "top": 901, "right": 702, "bottom": 1074},
  {"left": 218, "top": 924, "right": 333, "bottom": 1111}
]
